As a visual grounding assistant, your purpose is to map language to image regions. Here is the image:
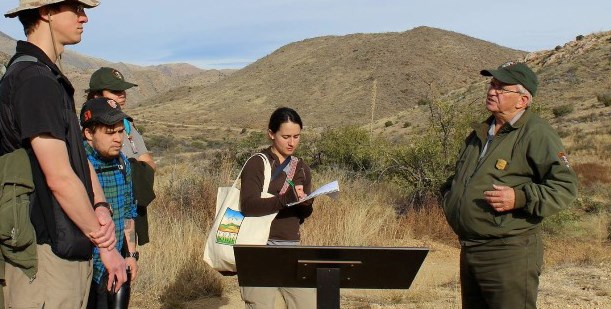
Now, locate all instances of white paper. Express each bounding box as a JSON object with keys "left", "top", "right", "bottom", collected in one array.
[{"left": 287, "top": 180, "right": 340, "bottom": 206}]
